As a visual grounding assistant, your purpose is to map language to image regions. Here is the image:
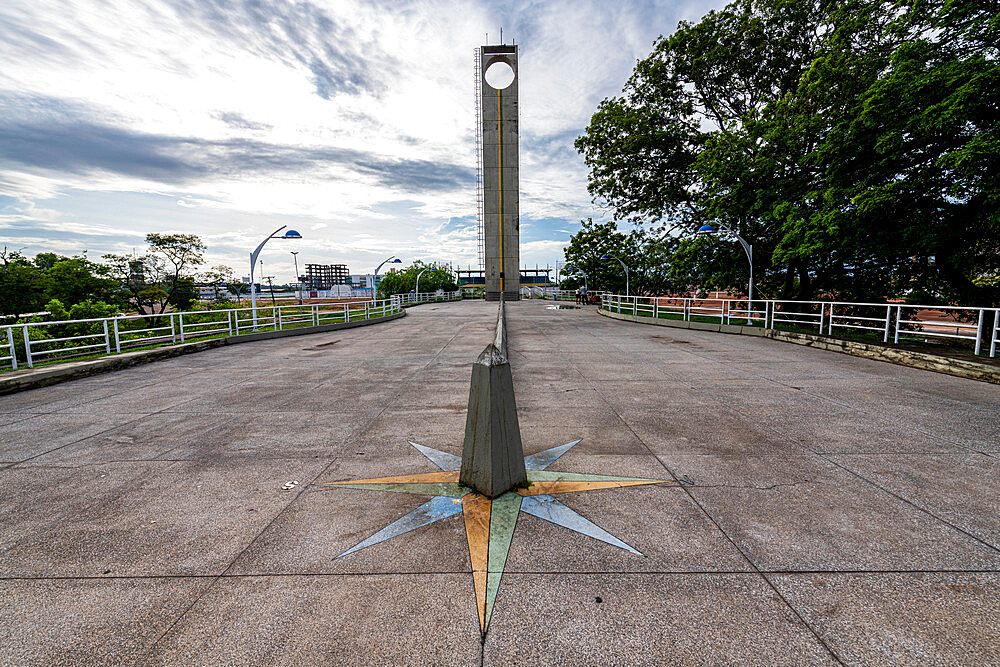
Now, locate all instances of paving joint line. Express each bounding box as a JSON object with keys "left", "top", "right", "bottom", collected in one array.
[
  {"left": 532, "top": 309, "right": 846, "bottom": 665},
  {"left": 139, "top": 304, "right": 475, "bottom": 660},
  {"left": 0, "top": 364, "right": 260, "bottom": 471},
  {"left": 679, "top": 377, "right": 1000, "bottom": 558},
  {"left": 618, "top": 318, "right": 1000, "bottom": 559},
  {"left": 4, "top": 567, "right": 999, "bottom": 583}
]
